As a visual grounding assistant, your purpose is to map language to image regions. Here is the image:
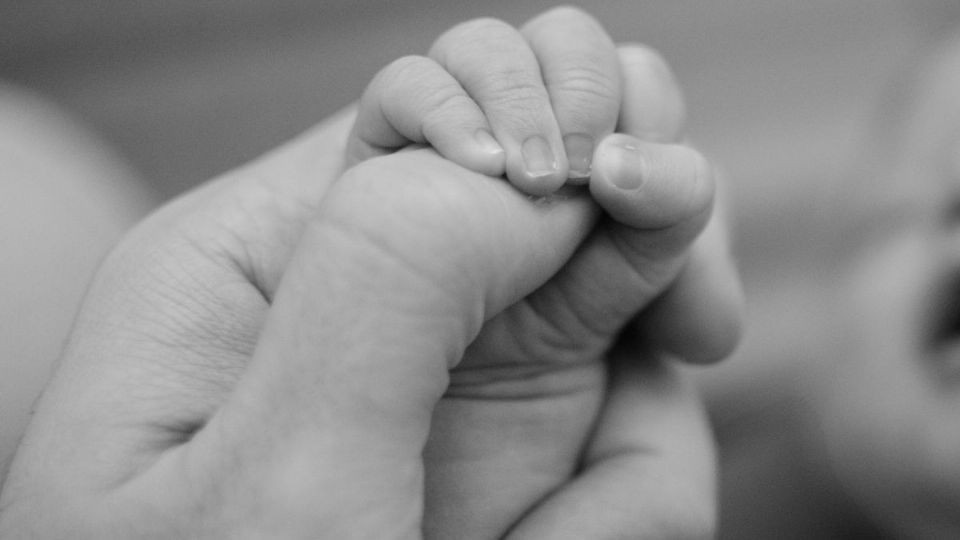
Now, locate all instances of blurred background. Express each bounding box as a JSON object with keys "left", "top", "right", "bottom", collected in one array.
[
  {"left": 3, "top": 0, "right": 957, "bottom": 290},
  {"left": 3, "top": 1, "right": 960, "bottom": 537}
]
